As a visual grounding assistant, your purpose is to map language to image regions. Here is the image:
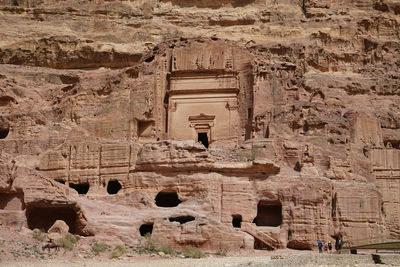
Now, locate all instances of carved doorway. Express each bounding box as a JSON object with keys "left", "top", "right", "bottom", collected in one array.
[
  {"left": 189, "top": 113, "right": 215, "bottom": 148},
  {"left": 198, "top": 132, "right": 209, "bottom": 148}
]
